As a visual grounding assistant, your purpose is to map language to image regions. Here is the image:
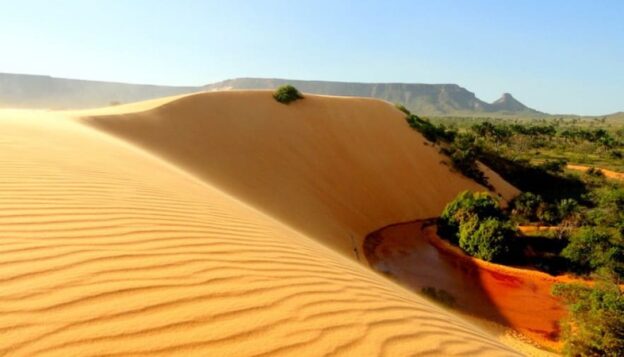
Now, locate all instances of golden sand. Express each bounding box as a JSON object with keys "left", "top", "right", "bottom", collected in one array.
[{"left": 0, "top": 93, "right": 522, "bottom": 356}]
